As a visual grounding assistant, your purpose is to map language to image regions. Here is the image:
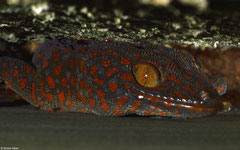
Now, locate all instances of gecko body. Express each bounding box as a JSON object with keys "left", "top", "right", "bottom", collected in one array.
[{"left": 0, "top": 39, "right": 228, "bottom": 118}]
